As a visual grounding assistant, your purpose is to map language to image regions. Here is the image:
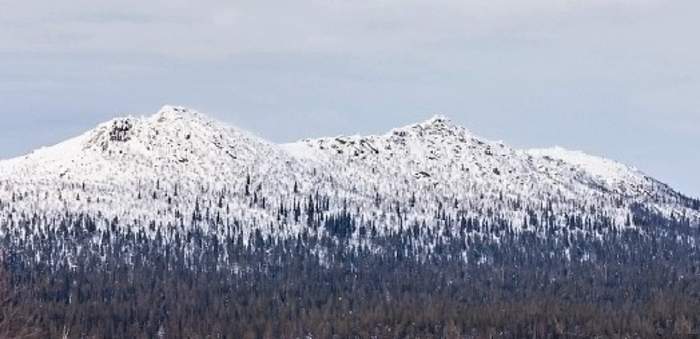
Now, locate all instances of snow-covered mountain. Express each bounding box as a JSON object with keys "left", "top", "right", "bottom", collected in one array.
[{"left": 1, "top": 106, "right": 698, "bottom": 241}]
